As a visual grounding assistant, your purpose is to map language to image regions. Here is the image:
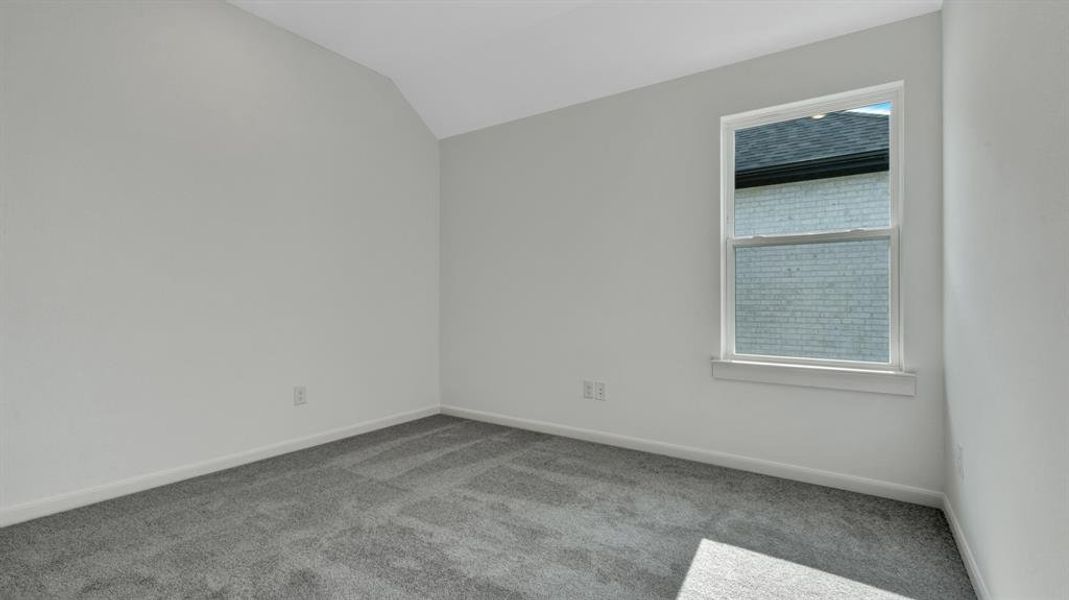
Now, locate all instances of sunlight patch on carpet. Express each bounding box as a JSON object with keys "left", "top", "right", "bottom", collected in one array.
[{"left": 677, "top": 539, "right": 912, "bottom": 600}]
